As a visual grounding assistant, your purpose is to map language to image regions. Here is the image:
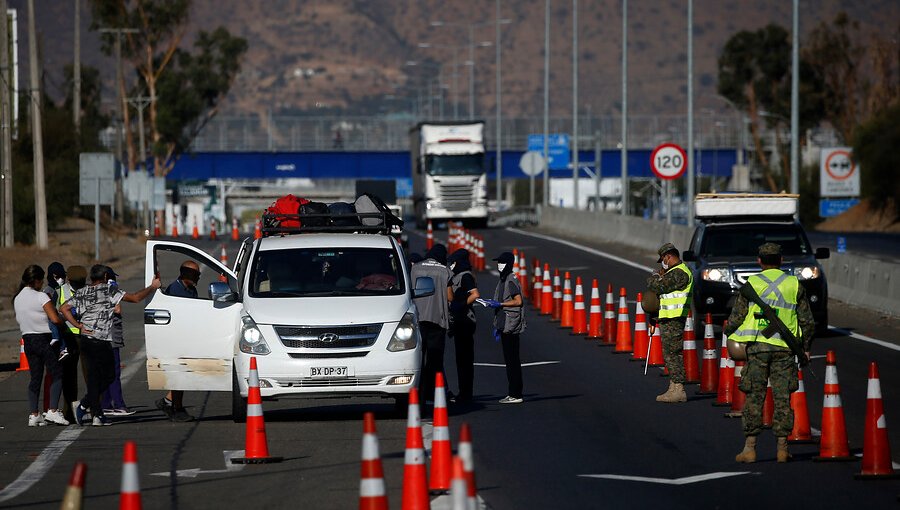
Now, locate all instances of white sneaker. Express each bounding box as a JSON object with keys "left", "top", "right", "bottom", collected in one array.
[
  {"left": 498, "top": 396, "right": 523, "bottom": 404},
  {"left": 50, "top": 338, "right": 59, "bottom": 346},
  {"left": 58, "top": 348, "right": 69, "bottom": 362},
  {"left": 28, "top": 413, "right": 46, "bottom": 427},
  {"left": 43, "top": 409, "right": 70, "bottom": 426}
]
